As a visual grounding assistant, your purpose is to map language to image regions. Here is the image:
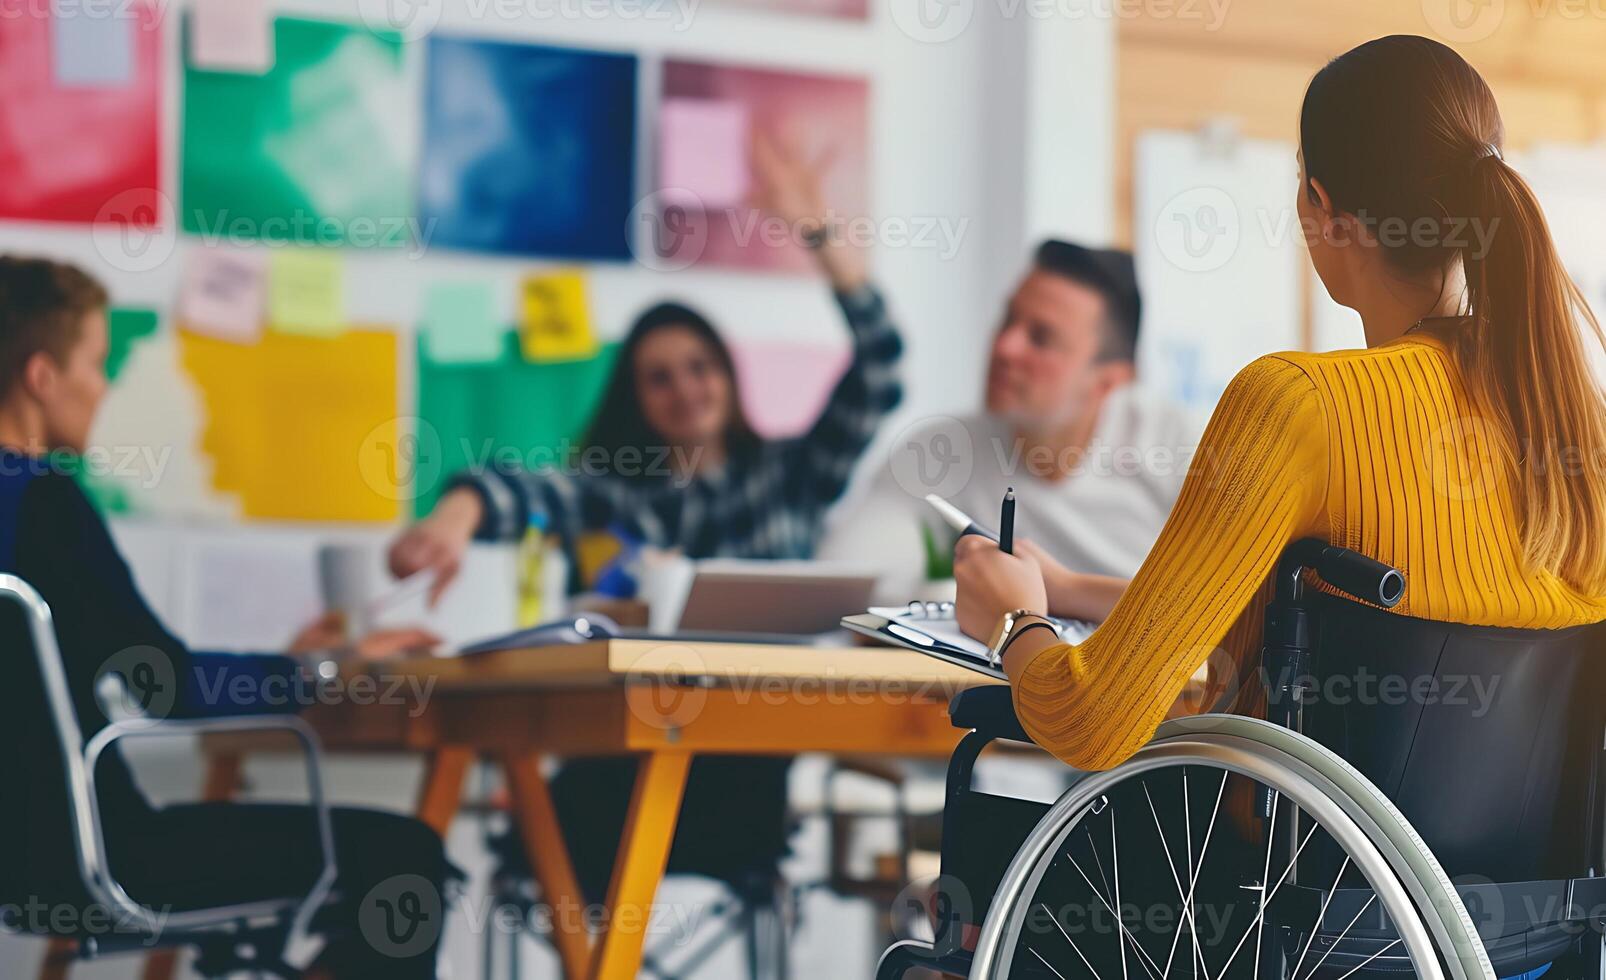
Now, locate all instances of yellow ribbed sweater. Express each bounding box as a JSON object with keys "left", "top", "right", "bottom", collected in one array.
[{"left": 1014, "top": 332, "right": 1606, "bottom": 771}]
